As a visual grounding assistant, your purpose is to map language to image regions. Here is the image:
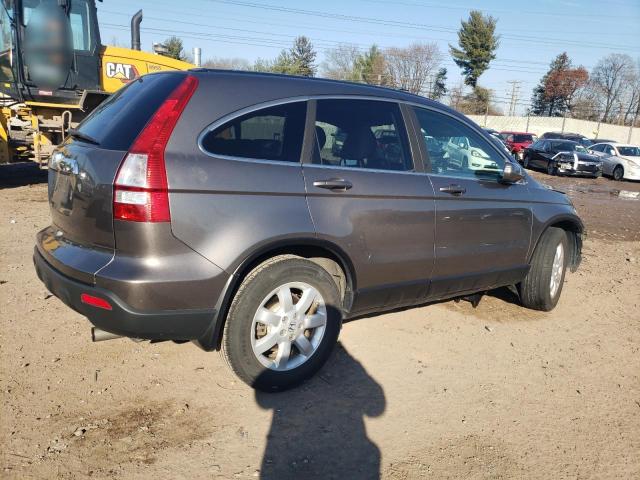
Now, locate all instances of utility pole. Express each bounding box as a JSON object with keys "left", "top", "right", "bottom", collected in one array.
[
  {"left": 506, "top": 80, "right": 521, "bottom": 117},
  {"left": 628, "top": 102, "right": 639, "bottom": 143}
]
